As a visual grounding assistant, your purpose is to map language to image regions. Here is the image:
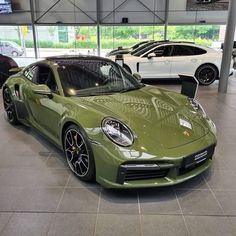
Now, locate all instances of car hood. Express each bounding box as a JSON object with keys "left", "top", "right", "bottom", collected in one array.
[{"left": 70, "top": 86, "right": 210, "bottom": 149}]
